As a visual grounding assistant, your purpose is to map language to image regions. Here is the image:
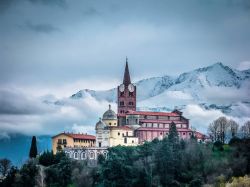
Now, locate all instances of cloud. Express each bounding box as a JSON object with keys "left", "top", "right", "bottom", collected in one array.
[
  {"left": 82, "top": 7, "right": 101, "bottom": 17},
  {"left": 0, "top": 88, "right": 113, "bottom": 137},
  {"left": 0, "top": 132, "right": 10, "bottom": 140},
  {"left": 183, "top": 104, "right": 250, "bottom": 133},
  {"left": 0, "top": 88, "right": 55, "bottom": 115},
  {"left": 237, "top": 61, "right": 250, "bottom": 70},
  {"left": 0, "top": 0, "right": 66, "bottom": 14},
  {"left": 0, "top": 0, "right": 16, "bottom": 14},
  {"left": 201, "top": 82, "right": 250, "bottom": 105},
  {"left": 24, "top": 21, "right": 60, "bottom": 34},
  {"left": 28, "top": 0, "right": 66, "bottom": 7},
  {"left": 72, "top": 123, "right": 95, "bottom": 134}
]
